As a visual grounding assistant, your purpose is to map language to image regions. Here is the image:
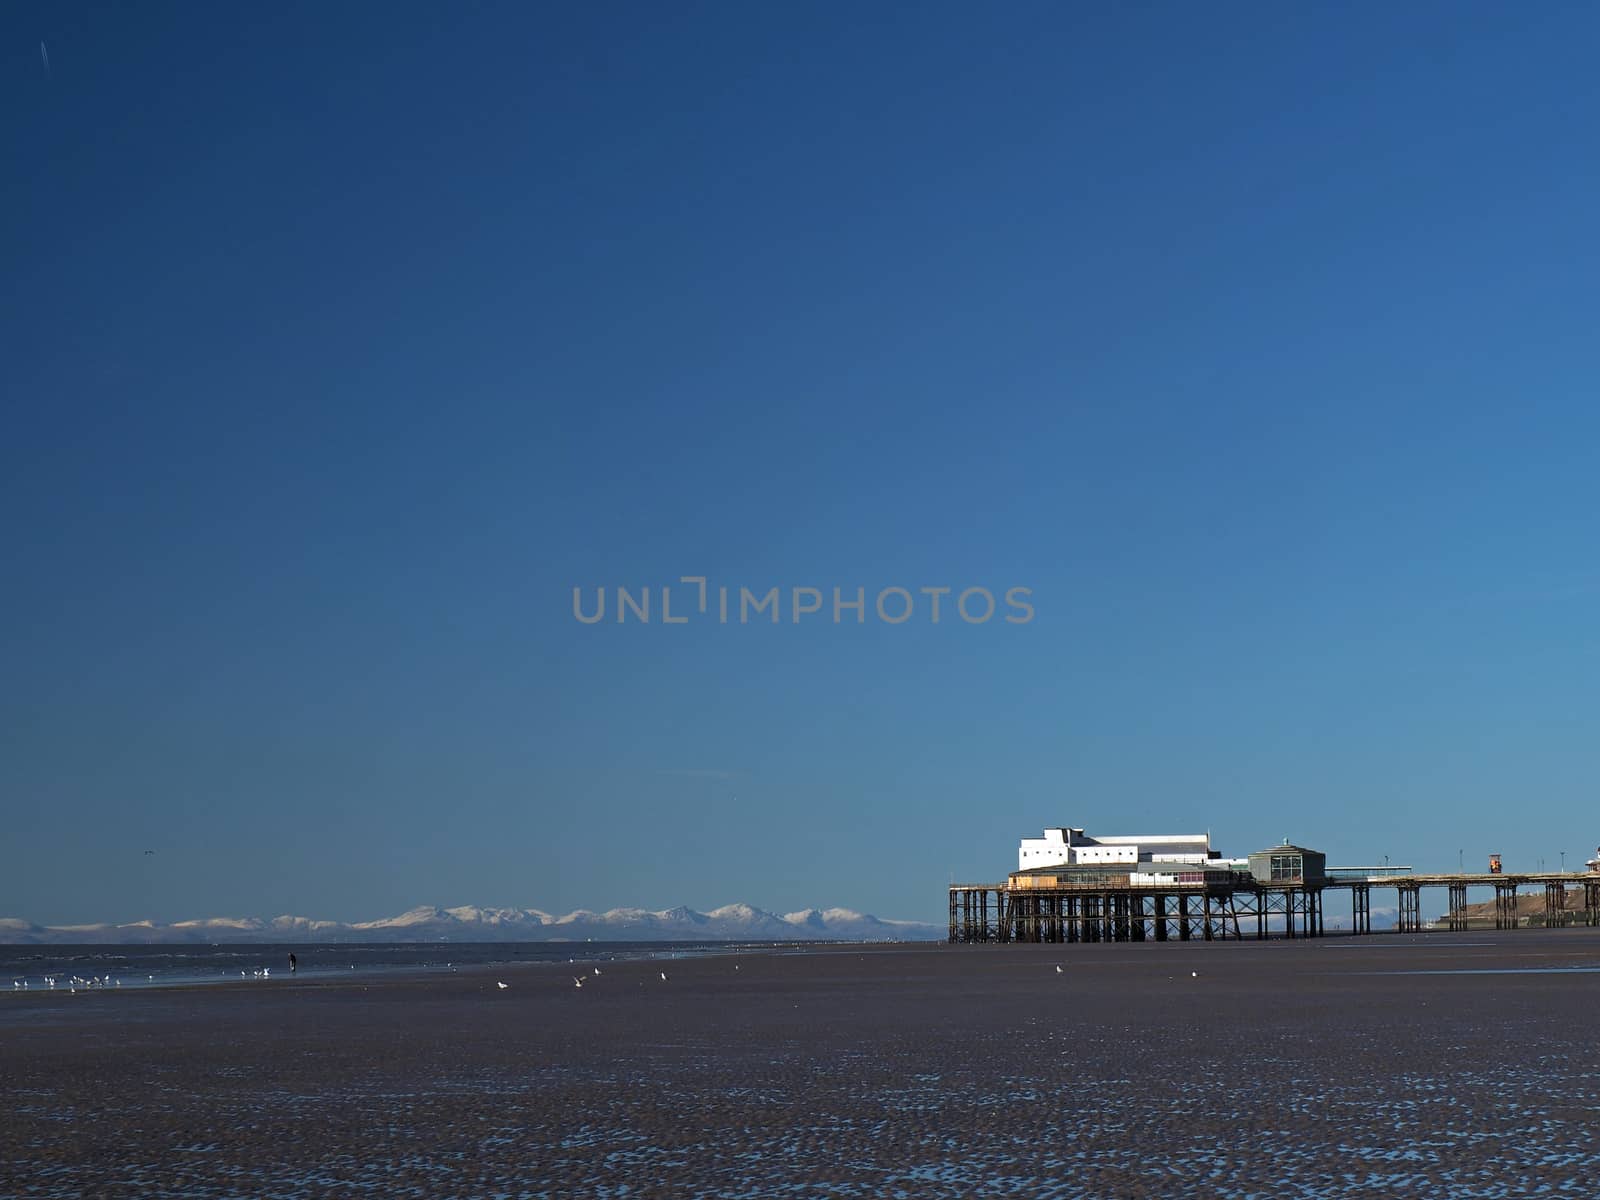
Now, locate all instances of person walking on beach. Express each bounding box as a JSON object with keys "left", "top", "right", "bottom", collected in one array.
[{"left": 288, "top": 953, "right": 297, "bottom": 974}]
